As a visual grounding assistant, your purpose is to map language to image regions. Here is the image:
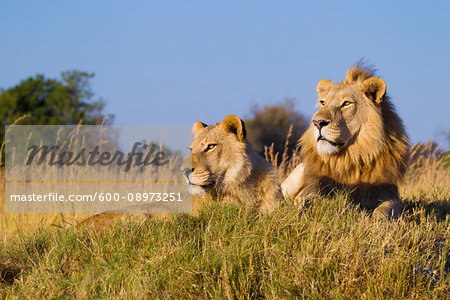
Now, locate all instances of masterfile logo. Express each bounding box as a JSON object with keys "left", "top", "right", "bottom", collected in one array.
[{"left": 4, "top": 125, "right": 192, "bottom": 213}]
